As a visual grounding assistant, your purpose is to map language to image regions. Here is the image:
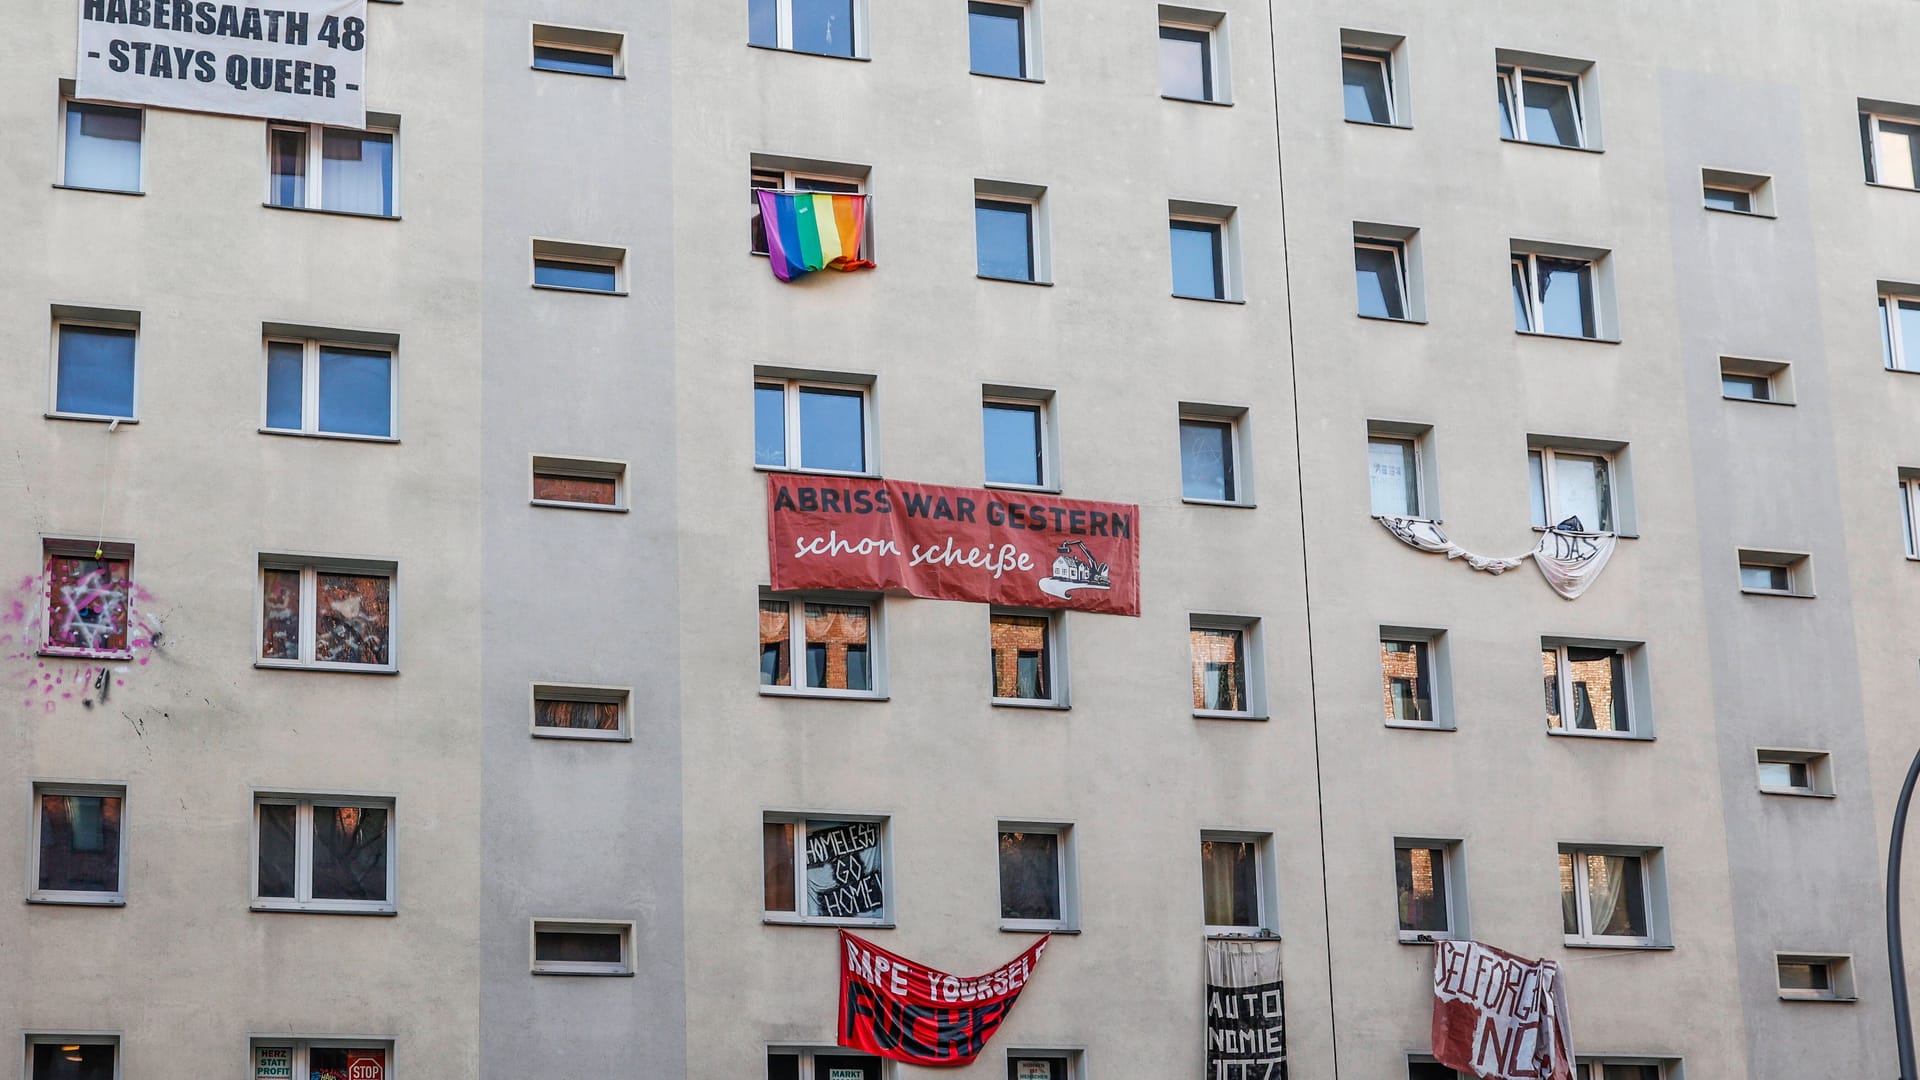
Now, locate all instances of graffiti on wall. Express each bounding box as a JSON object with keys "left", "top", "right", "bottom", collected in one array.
[{"left": 3, "top": 559, "right": 163, "bottom": 714}]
